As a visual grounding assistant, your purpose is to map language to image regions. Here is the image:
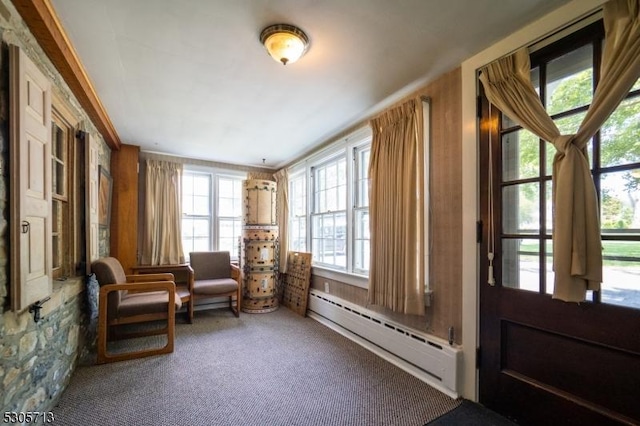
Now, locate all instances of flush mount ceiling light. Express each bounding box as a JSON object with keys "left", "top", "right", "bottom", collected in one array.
[{"left": 260, "top": 24, "right": 309, "bottom": 65}]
